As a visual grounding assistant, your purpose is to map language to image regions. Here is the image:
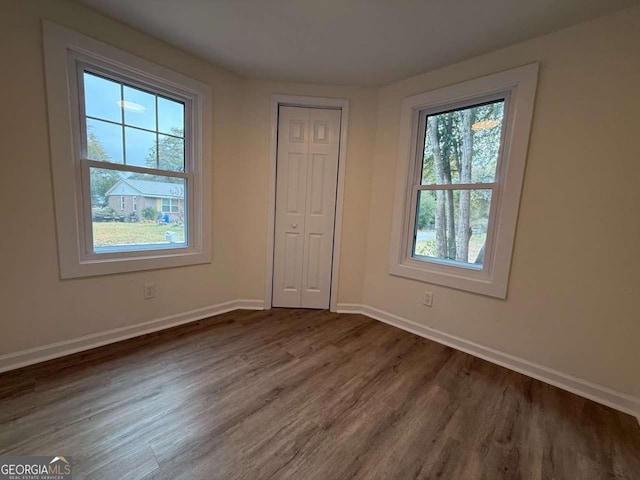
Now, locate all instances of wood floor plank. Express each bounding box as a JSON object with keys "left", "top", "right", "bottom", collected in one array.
[{"left": 0, "top": 309, "right": 638, "bottom": 479}]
